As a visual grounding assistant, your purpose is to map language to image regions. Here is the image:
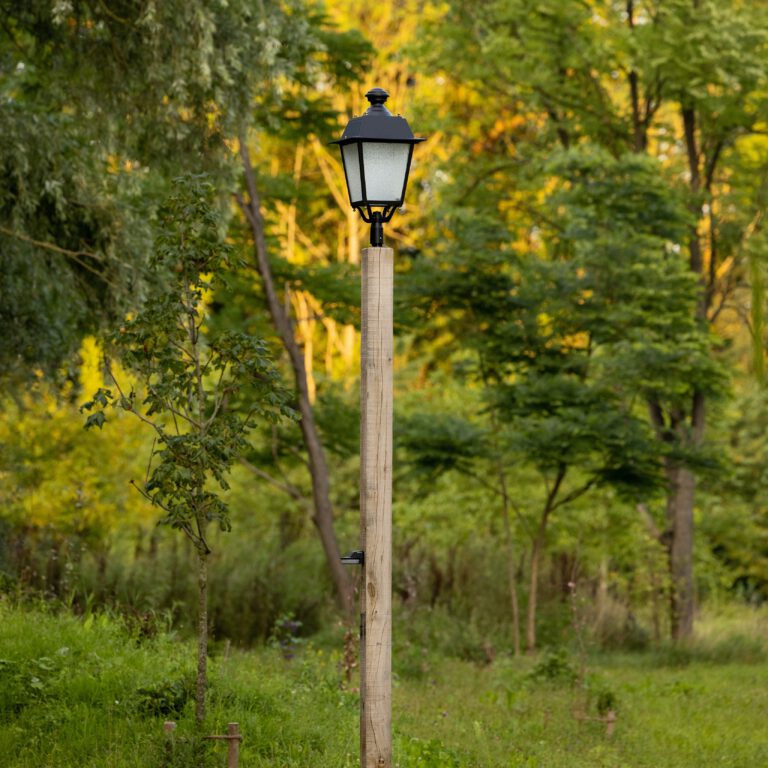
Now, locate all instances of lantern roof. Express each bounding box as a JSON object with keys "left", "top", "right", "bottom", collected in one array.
[{"left": 331, "top": 88, "right": 425, "bottom": 146}]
